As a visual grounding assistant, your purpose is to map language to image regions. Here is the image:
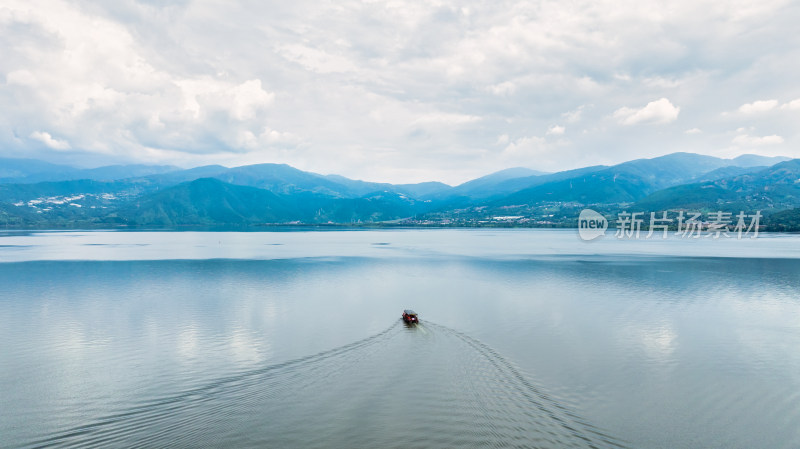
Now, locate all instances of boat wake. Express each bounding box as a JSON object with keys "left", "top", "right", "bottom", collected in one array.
[{"left": 26, "top": 320, "right": 626, "bottom": 448}]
